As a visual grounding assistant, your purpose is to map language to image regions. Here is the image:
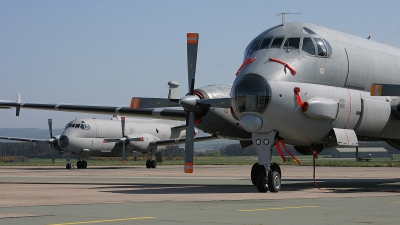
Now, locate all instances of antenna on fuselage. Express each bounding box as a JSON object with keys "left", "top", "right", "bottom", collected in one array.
[{"left": 277, "top": 12, "right": 302, "bottom": 25}]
